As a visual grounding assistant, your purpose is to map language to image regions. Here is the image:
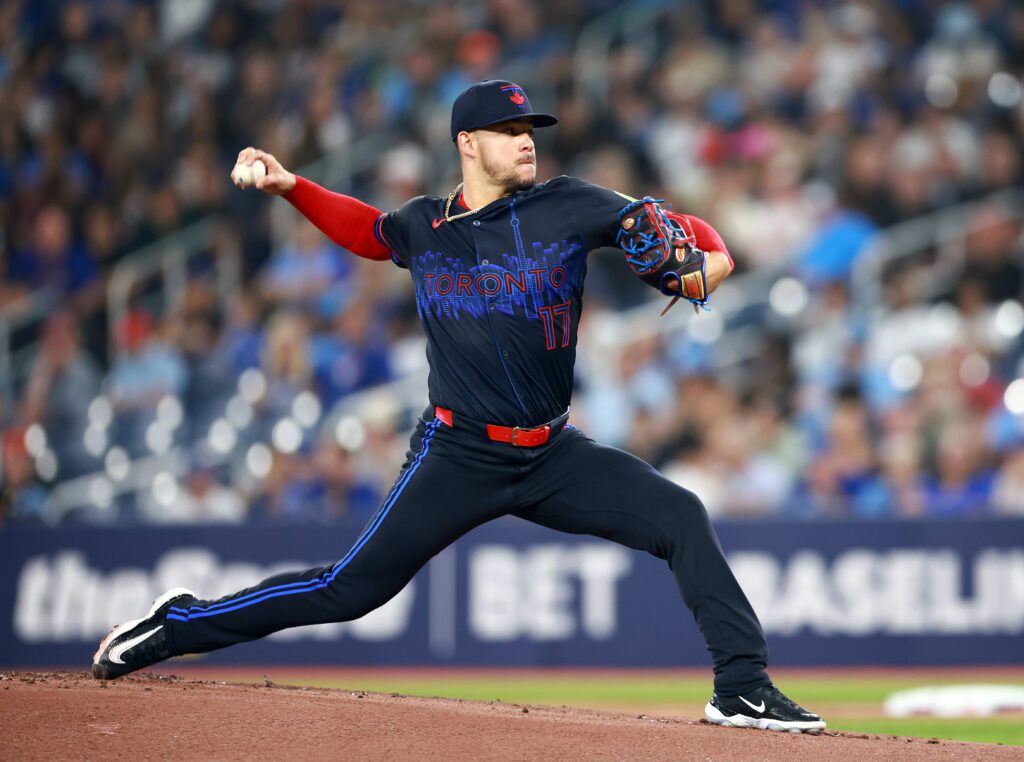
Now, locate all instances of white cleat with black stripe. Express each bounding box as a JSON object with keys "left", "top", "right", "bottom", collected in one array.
[
  {"left": 92, "top": 588, "right": 196, "bottom": 680},
  {"left": 705, "top": 683, "right": 826, "bottom": 734}
]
